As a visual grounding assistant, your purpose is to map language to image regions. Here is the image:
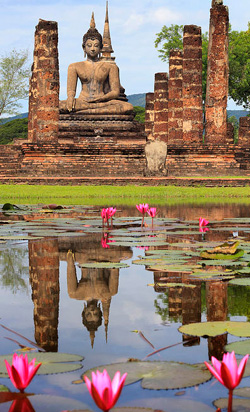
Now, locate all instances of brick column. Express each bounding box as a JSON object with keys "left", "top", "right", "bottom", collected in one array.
[
  {"left": 29, "top": 238, "right": 59, "bottom": 351},
  {"left": 238, "top": 117, "right": 250, "bottom": 146},
  {"left": 145, "top": 92, "right": 155, "bottom": 139},
  {"left": 182, "top": 25, "right": 203, "bottom": 144},
  {"left": 28, "top": 19, "right": 59, "bottom": 143},
  {"left": 205, "top": 1, "right": 229, "bottom": 144},
  {"left": 153, "top": 73, "right": 168, "bottom": 142},
  {"left": 168, "top": 49, "right": 183, "bottom": 145}
]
